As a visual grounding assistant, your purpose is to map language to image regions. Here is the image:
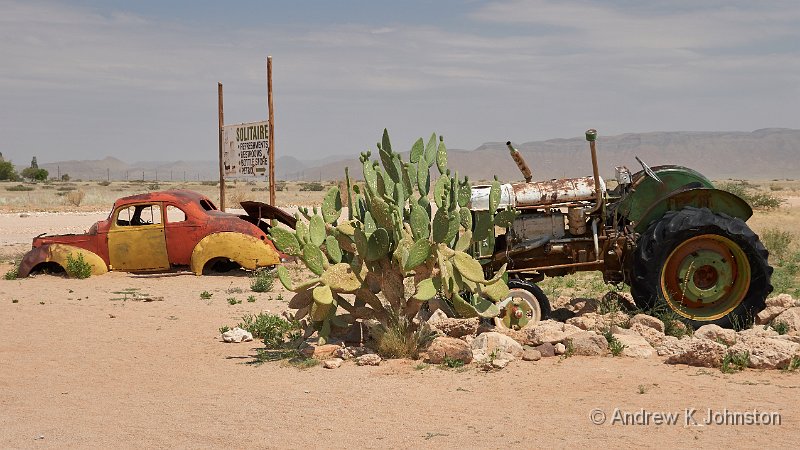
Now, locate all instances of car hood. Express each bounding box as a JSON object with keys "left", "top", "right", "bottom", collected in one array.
[{"left": 240, "top": 201, "right": 296, "bottom": 229}]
